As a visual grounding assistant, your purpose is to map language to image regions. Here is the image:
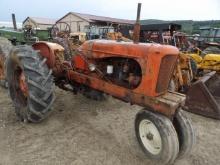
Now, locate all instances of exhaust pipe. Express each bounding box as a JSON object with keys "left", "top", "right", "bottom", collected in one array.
[
  {"left": 133, "top": 3, "right": 141, "bottom": 44},
  {"left": 12, "top": 13, "right": 17, "bottom": 30}
]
